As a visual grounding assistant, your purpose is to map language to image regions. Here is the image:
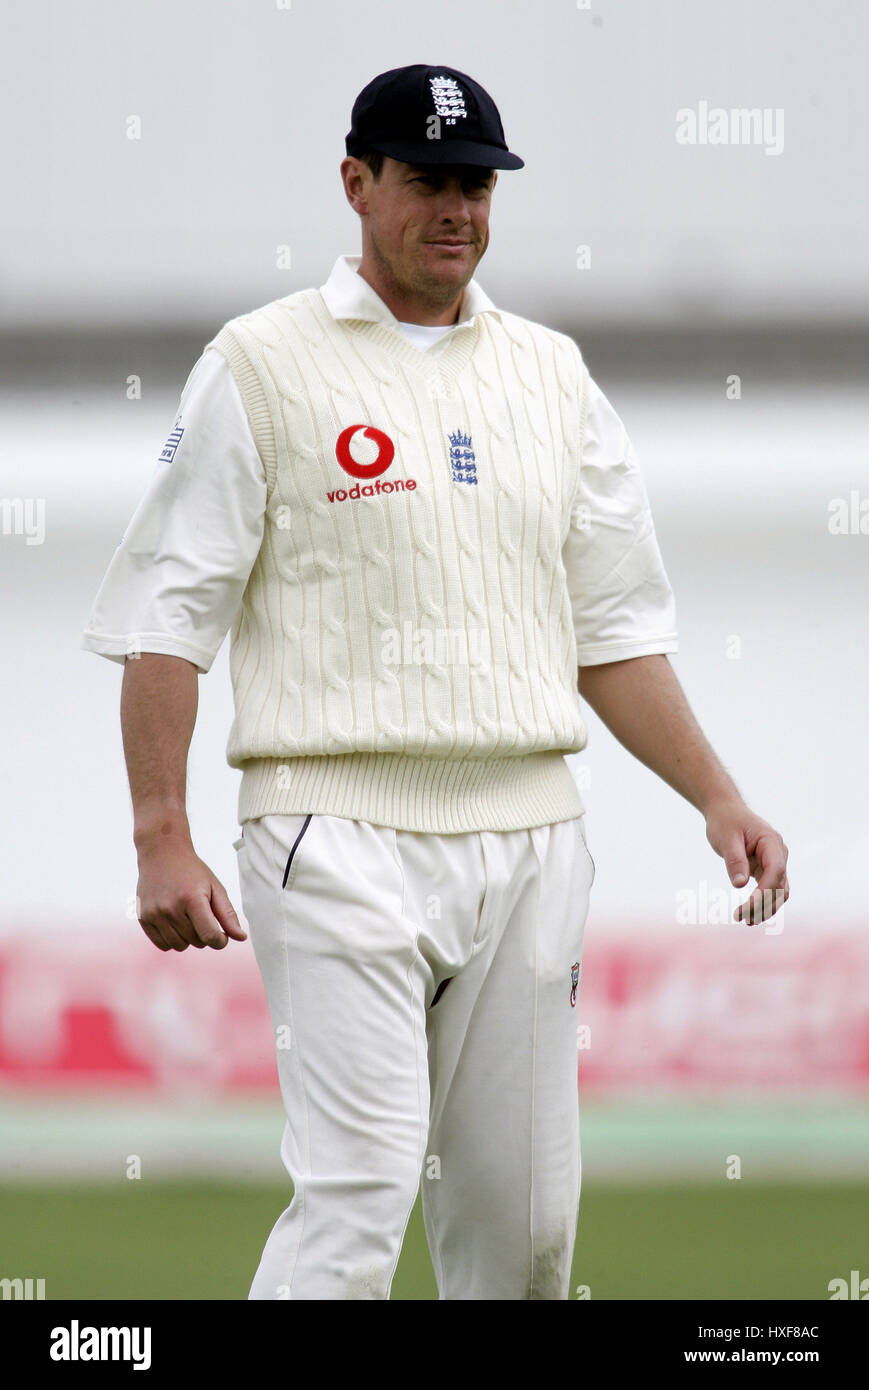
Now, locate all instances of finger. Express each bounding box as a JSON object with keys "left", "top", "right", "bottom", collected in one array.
[
  {"left": 762, "top": 886, "right": 788, "bottom": 921},
  {"left": 735, "top": 889, "right": 760, "bottom": 924},
  {"left": 739, "top": 837, "right": 787, "bottom": 916},
  {"left": 735, "top": 882, "right": 788, "bottom": 924},
  {"left": 140, "top": 919, "right": 171, "bottom": 953},
  {"left": 174, "top": 917, "right": 207, "bottom": 948},
  {"left": 723, "top": 837, "right": 750, "bottom": 888},
  {"left": 184, "top": 896, "right": 230, "bottom": 950},
  {"left": 210, "top": 880, "right": 248, "bottom": 943},
  {"left": 752, "top": 879, "right": 788, "bottom": 922},
  {"left": 750, "top": 829, "right": 787, "bottom": 871},
  {"left": 754, "top": 847, "right": 788, "bottom": 895},
  {"left": 151, "top": 912, "right": 193, "bottom": 952},
  {"left": 164, "top": 909, "right": 207, "bottom": 949}
]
